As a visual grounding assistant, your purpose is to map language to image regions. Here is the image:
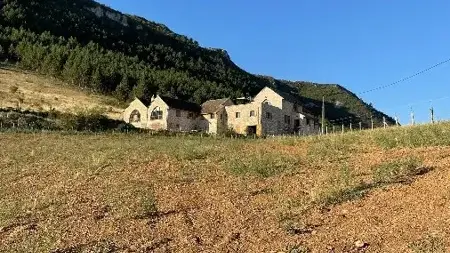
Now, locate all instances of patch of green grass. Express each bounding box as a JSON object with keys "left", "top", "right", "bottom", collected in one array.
[
  {"left": 373, "top": 123, "right": 450, "bottom": 149},
  {"left": 285, "top": 244, "right": 310, "bottom": 253},
  {"left": 316, "top": 183, "right": 372, "bottom": 207},
  {"left": 372, "top": 156, "right": 428, "bottom": 185},
  {"left": 139, "top": 194, "right": 158, "bottom": 219},
  {"left": 409, "top": 235, "right": 446, "bottom": 253},
  {"left": 227, "top": 152, "right": 300, "bottom": 178},
  {"left": 306, "top": 134, "right": 360, "bottom": 160},
  {"left": 315, "top": 164, "right": 372, "bottom": 206}
]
